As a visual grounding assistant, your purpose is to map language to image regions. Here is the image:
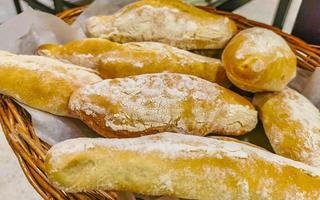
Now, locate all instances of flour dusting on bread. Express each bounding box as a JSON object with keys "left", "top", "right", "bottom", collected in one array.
[
  {"left": 49, "top": 132, "right": 320, "bottom": 177},
  {"left": 85, "top": 0, "right": 237, "bottom": 50},
  {"left": 254, "top": 88, "right": 320, "bottom": 167},
  {"left": 286, "top": 89, "right": 320, "bottom": 131},
  {"left": 235, "top": 27, "right": 291, "bottom": 61},
  {"left": 69, "top": 73, "right": 257, "bottom": 136},
  {"left": 126, "top": 42, "right": 221, "bottom": 66},
  {"left": 282, "top": 88, "right": 320, "bottom": 165},
  {"left": 0, "top": 53, "right": 100, "bottom": 84}
]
